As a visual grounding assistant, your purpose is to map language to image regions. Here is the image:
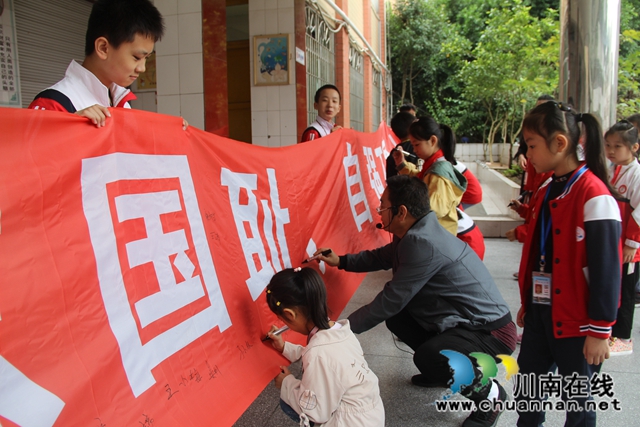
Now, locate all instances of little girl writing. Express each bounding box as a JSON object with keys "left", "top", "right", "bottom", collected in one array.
[
  {"left": 265, "top": 267, "right": 384, "bottom": 427},
  {"left": 515, "top": 101, "right": 621, "bottom": 426},
  {"left": 605, "top": 120, "right": 640, "bottom": 356},
  {"left": 391, "top": 116, "right": 467, "bottom": 236}
]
